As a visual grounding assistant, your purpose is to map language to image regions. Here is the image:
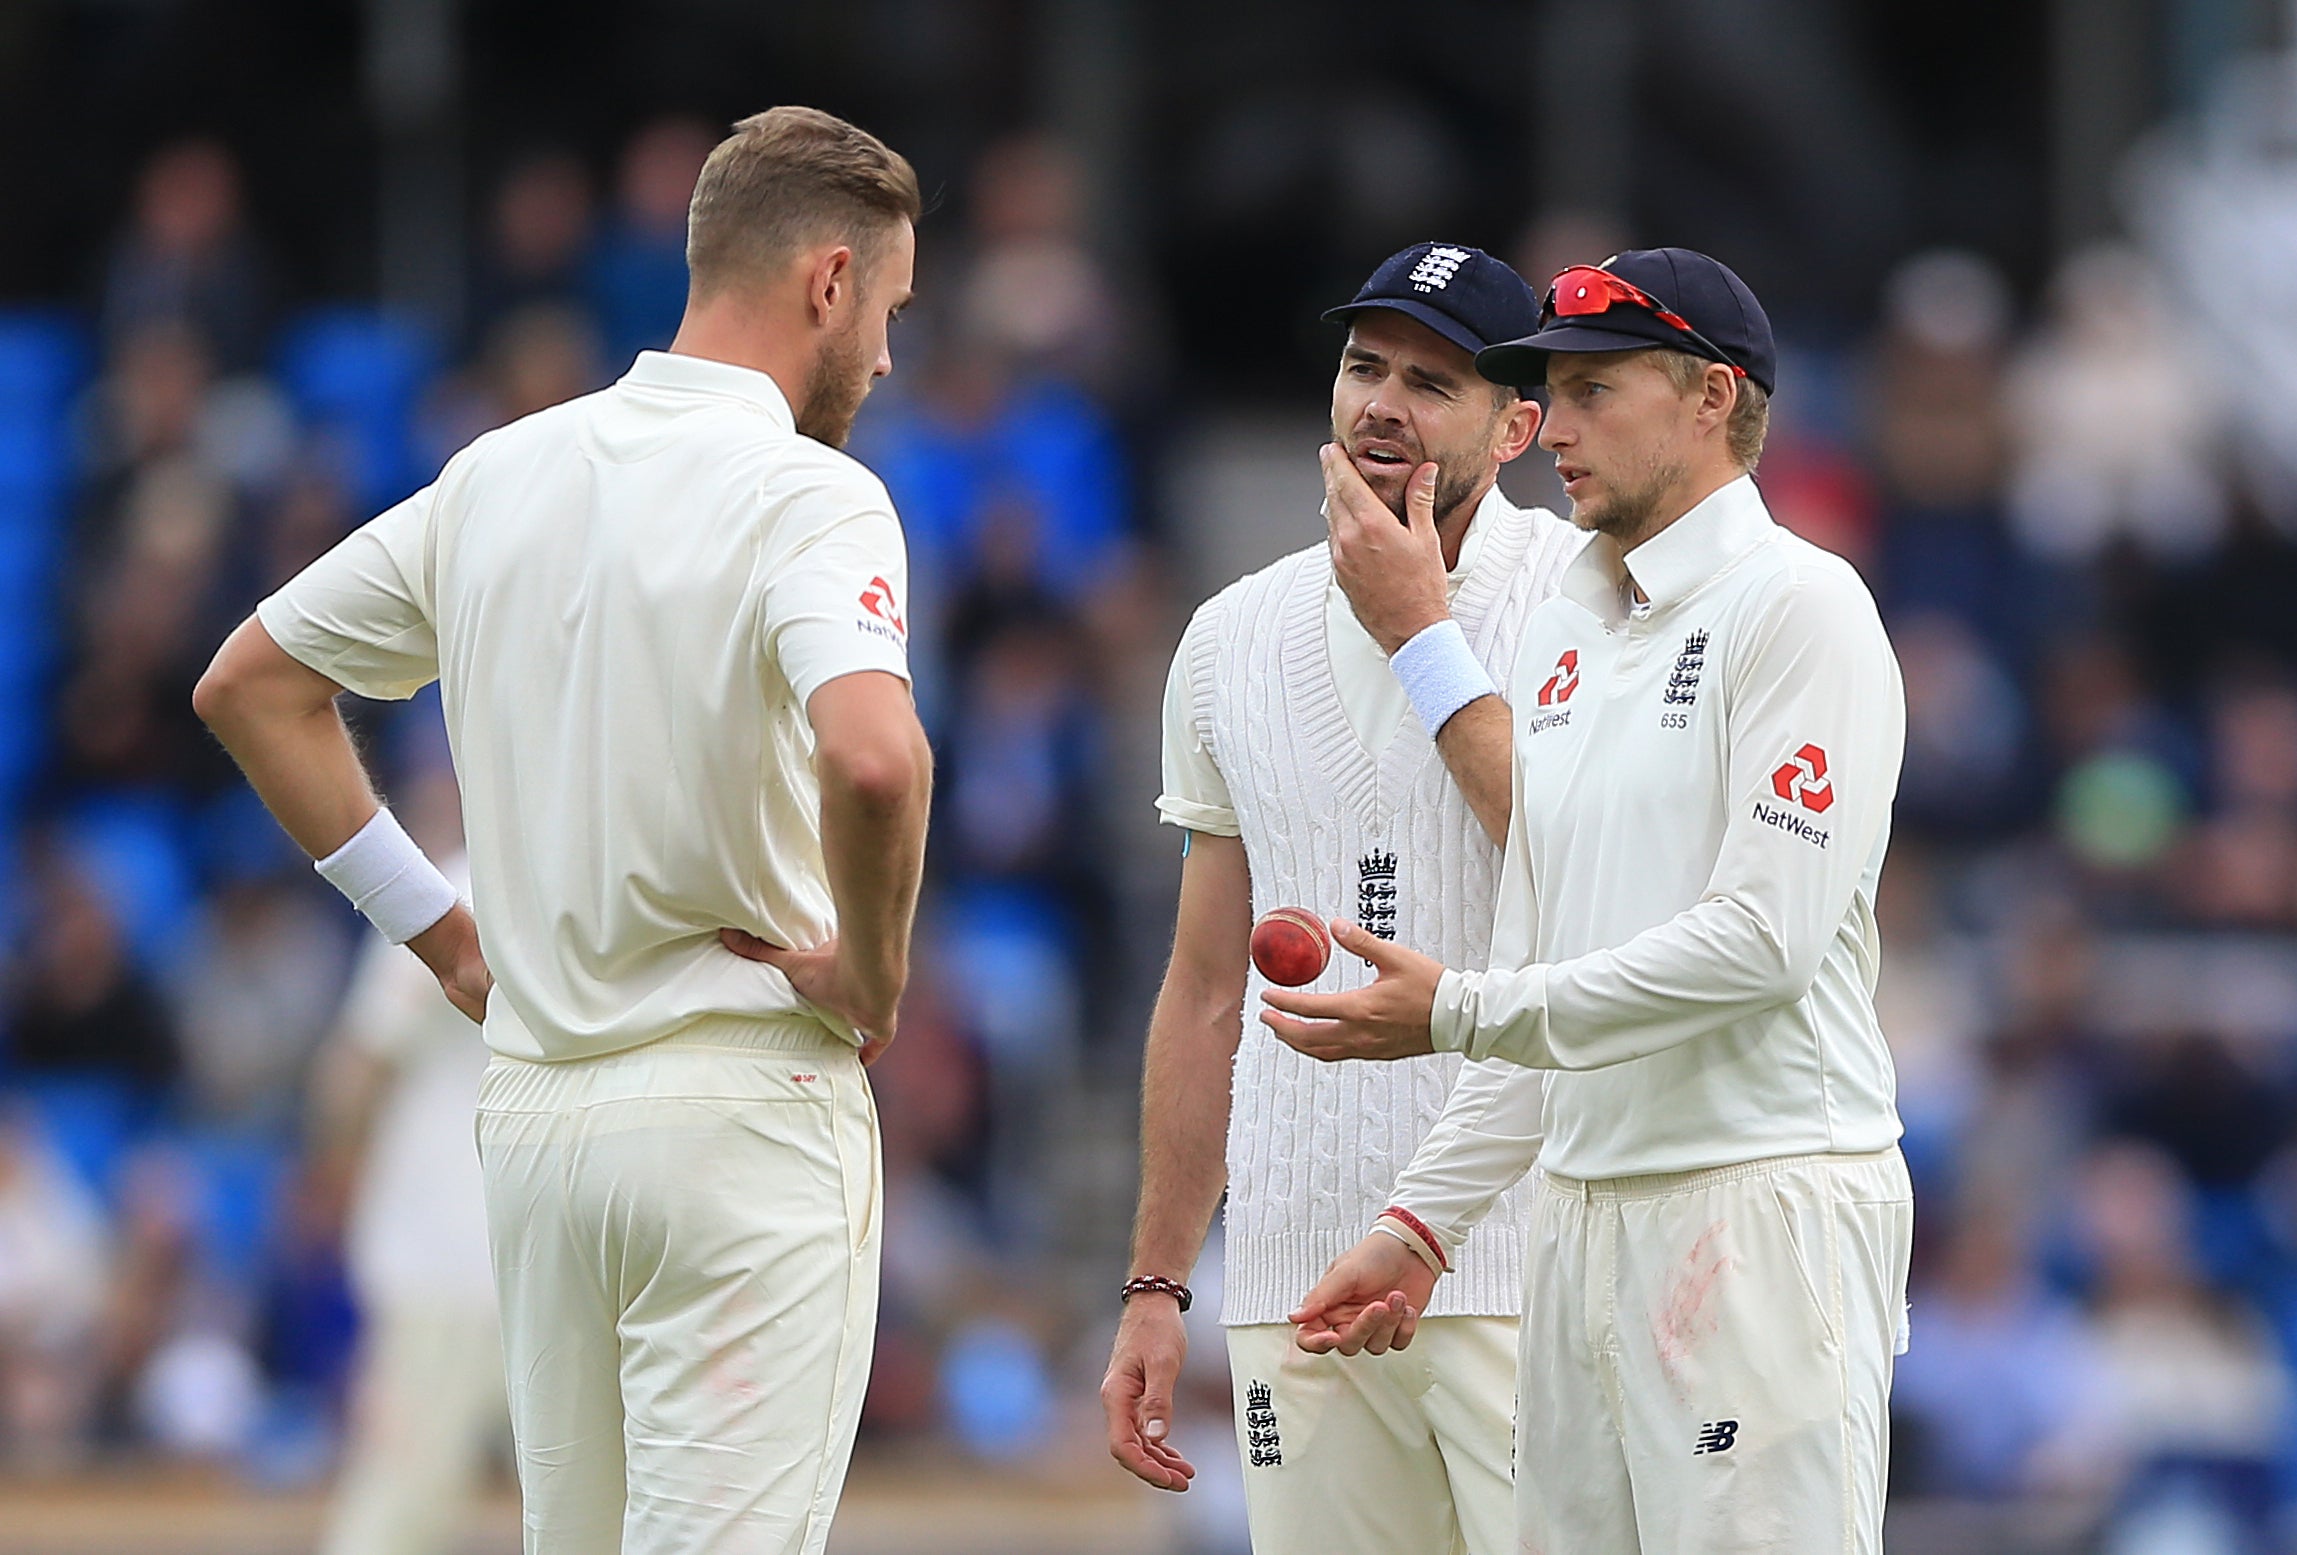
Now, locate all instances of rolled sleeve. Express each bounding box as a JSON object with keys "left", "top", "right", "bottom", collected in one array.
[
  {"left": 762, "top": 504, "right": 913, "bottom": 707},
  {"left": 257, "top": 485, "right": 440, "bottom": 701},
  {"left": 1155, "top": 608, "right": 1238, "bottom": 837}
]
